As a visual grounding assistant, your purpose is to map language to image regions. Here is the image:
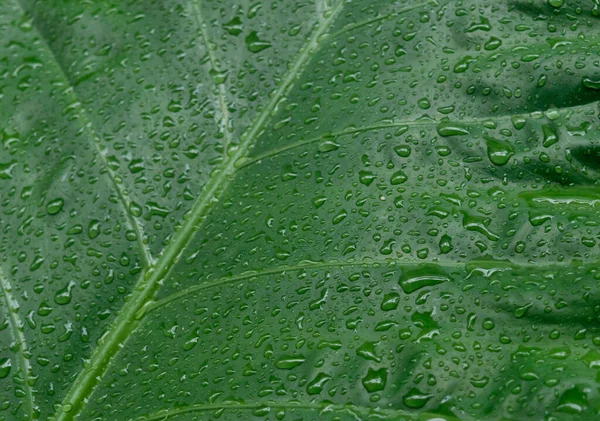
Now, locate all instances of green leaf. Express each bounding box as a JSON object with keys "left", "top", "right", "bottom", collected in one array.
[{"left": 1, "top": 0, "right": 600, "bottom": 420}]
